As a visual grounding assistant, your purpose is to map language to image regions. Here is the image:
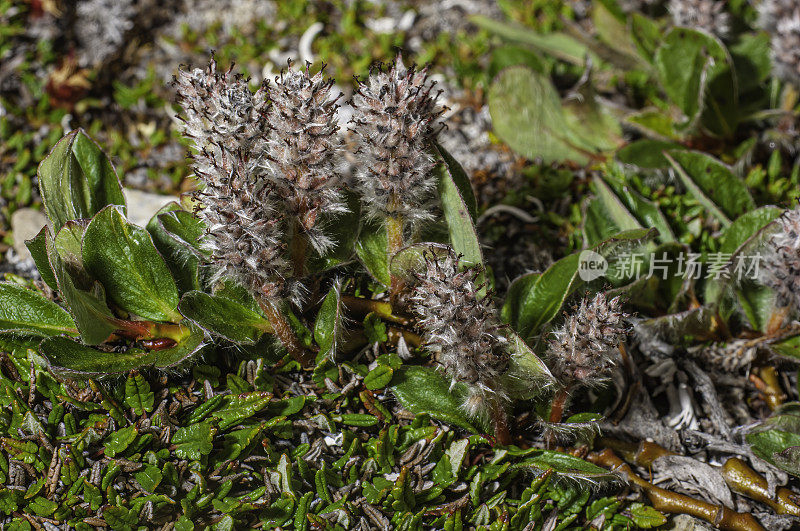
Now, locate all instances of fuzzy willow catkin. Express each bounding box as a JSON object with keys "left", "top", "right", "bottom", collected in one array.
[
  {"left": 263, "top": 64, "right": 346, "bottom": 257},
  {"left": 547, "top": 293, "right": 629, "bottom": 390},
  {"left": 350, "top": 55, "right": 444, "bottom": 229},
  {"left": 668, "top": 0, "right": 730, "bottom": 38},
  {"left": 760, "top": 207, "right": 800, "bottom": 313},
  {"left": 175, "top": 58, "right": 290, "bottom": 300},
  {"left": 408, "top": 248, "right": 510, "bottom": 418},
  {"left": 759, "top": 0, "right": 800, "bottom": 86}
]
